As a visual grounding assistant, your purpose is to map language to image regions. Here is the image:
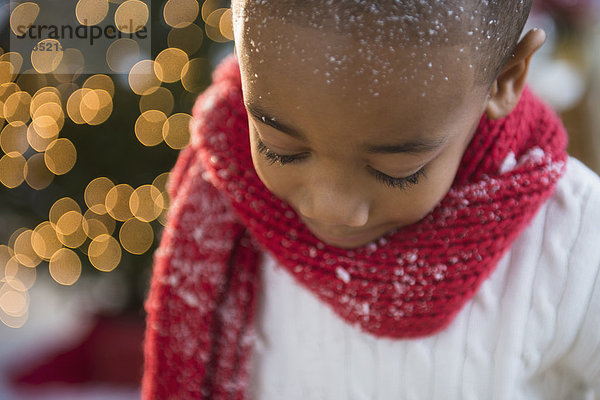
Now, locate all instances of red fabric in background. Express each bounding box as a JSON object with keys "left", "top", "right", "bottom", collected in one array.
[{"left": 7, "top": 313, "right": 144, "bottom": 387}]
